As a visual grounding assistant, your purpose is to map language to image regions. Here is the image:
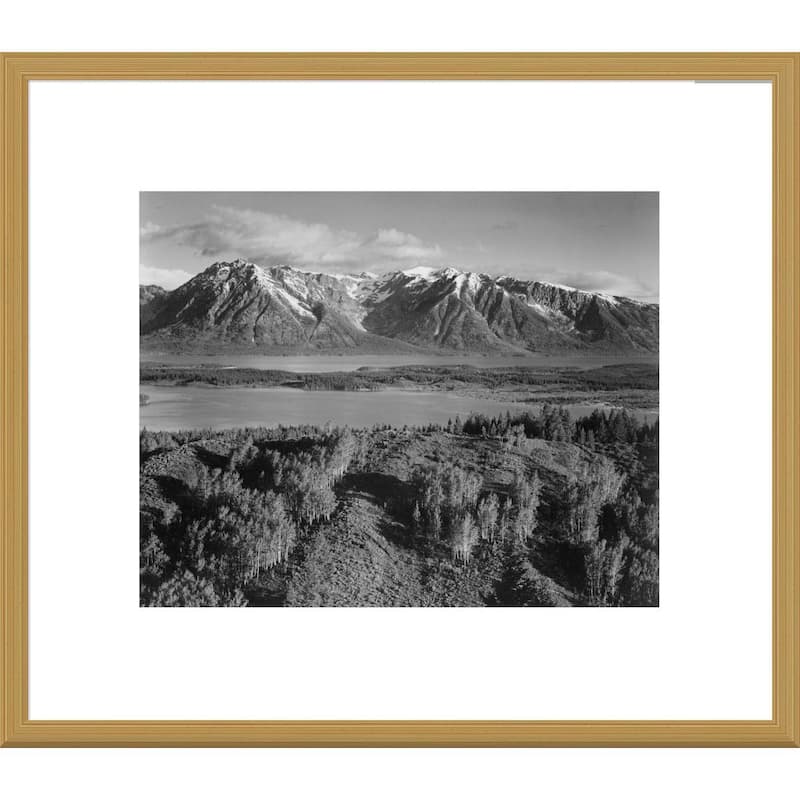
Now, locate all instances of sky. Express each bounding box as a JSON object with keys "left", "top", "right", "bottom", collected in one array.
[{"left": 140, "top": 192, "right": 659, "bottom": 301}]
